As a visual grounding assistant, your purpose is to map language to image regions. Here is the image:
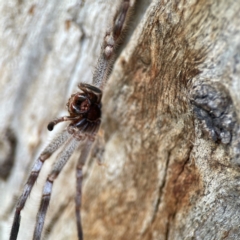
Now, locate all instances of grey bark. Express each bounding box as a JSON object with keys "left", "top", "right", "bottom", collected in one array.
[{"left": 0, "top": 0, "right": 240, "bottom": 240}]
